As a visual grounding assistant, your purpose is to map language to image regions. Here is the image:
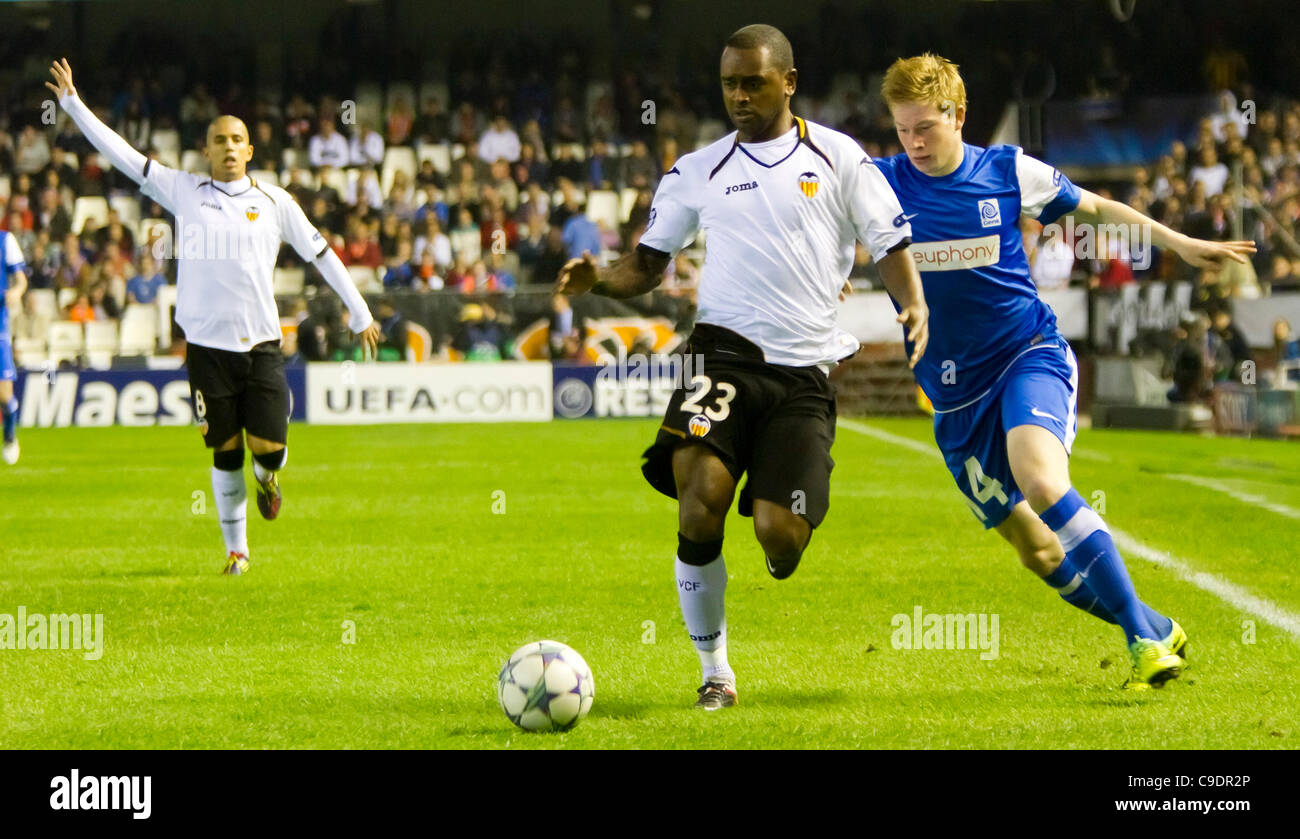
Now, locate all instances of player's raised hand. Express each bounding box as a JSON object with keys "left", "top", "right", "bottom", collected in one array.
[
  {"left": 555, "top": 250, "right": 598, "bottom": 296},
  {"left": 1175, "top": 237, "right": 1257, "bottom": 269},
  {"left": 357, "top": 321, "right": 381, "bottom": 360},
  {"left": 897, "top": 303, "right": 929, "bottom": 369},
  {"left": 45, "top": 58, "right": 77, "bottom": 100}
]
